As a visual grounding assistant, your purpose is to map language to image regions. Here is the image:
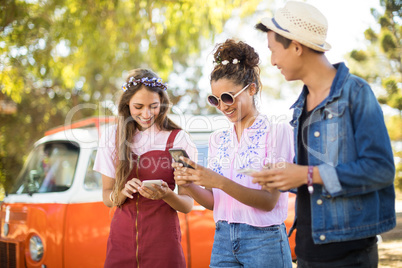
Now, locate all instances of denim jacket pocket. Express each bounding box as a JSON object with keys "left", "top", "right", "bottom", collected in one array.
[
  {"left": 322, "top": 102, "right": 347, "bottom": 142},
  {"left": 322, "top": 101, "right": 347, "bottom": 120}
]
